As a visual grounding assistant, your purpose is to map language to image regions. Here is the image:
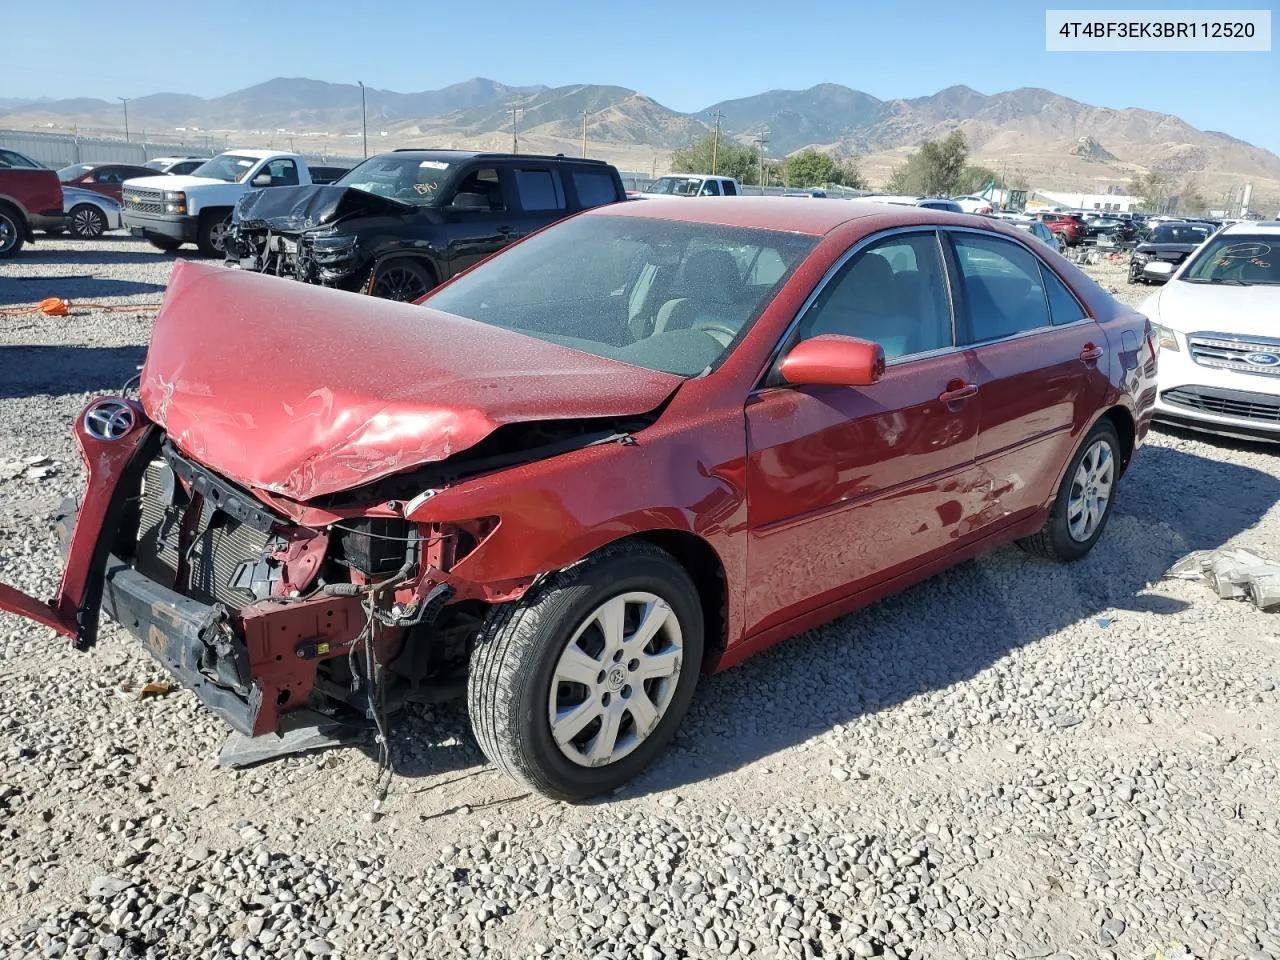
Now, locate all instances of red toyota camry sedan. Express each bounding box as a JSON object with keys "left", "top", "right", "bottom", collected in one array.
[{"left": 0, "top": 198, "right": 1156, "bottom": 800}]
